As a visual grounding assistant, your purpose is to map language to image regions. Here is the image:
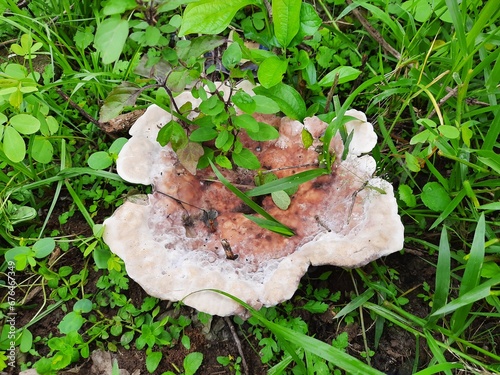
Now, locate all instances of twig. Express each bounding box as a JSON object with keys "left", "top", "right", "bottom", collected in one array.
[
  {"left": 324, "top": 72, "right": 340, "bottom": 113},
  {"left": 345, "top": 0, "right": 401, "bottom": 60},
  {"left": 263, "top": 0, "right": 273, "bottom": 25},
  {"left": 55, "top": 88, "right": 101, "bottom": 127},
  {"left": 224, "top": 317, "right": 249, "bottom": 375},
  {"left": 0, "top": 39, "right": 18, "bottom": 48},
  {"left": 426, "top": 86, "right": 459, "bottom": 120}
]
